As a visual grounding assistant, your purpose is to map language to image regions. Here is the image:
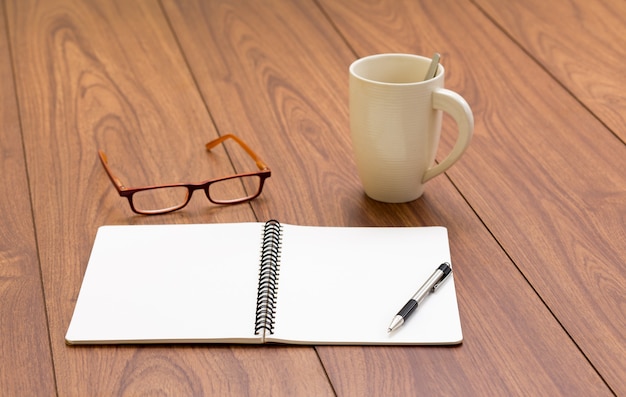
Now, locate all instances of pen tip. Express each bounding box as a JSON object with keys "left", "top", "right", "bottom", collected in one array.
[{"left": 387, "top": 328, "right": 392, "bottom": 333}]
